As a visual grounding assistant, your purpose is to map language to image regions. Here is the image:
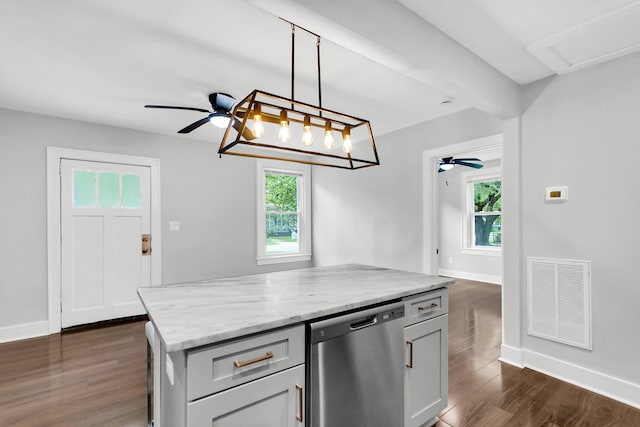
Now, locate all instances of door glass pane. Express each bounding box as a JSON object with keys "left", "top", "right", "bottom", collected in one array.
[
  {"left": 73, "top": 170, "right": 96, "bottom": 207},
  {"left": 264, "top": 173, "right": 299, "bottom": 255},
  {"left": 98, "top": 172, "right": 120, "bottom": 208},
  {"left": 121, "top": 174, "right": 141, "bottom": 208}
]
